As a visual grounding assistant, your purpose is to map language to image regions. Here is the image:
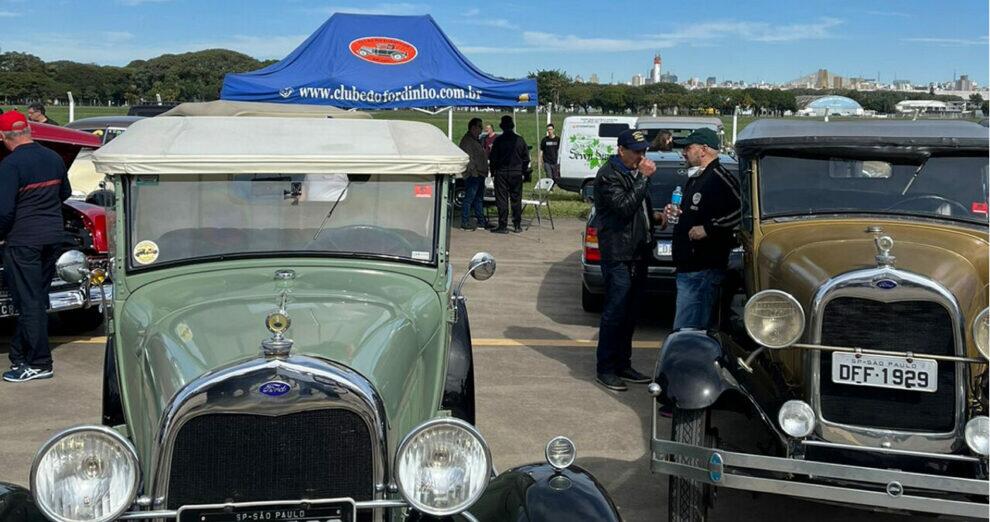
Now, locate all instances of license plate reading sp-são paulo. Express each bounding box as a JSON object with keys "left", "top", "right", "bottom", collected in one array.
[
  {"left": 178, "top": 500, "right": 355, "bottom": 522},
  {"left": 831, "top": 352, "right": 937, "bottom": 393}
]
